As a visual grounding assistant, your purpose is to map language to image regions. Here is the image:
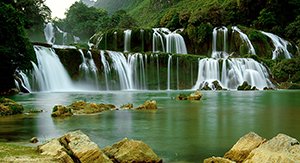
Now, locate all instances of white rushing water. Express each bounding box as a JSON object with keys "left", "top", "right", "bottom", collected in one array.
[
  {"left": 212, "top": 26, "right": 229, "bottom": 58},
  {"left": 79, "top": 50, "right": 99, "bottom": 89},
  {"left": 100, "top": 50, "right": 110, "bottom": 90},
  {"left": 152, "top": 28, "right": 187, "bottom": 54},
  {"left": 44, "top": 23, "right": 55, "bottom": 44},
  {"left": 124, "top": 29, "right": 132, "bottom": 52},
  {"left": 193, "top": 58, "right": 273, "bottom": 90},
  {"left": 232, "top": 26, "right": 256, "bottom": 55},
  {"left": 260, "top": 31, "right": 292, "bottom": 59},
  {"left": 167, "top": 55, "right": 172, "bottom": 90},
  {"left": 107, "top": 51, "right": 134, "bottom": 90},
  {"left": 31, "top": 46, "right": 75, "bottom": 91}
]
